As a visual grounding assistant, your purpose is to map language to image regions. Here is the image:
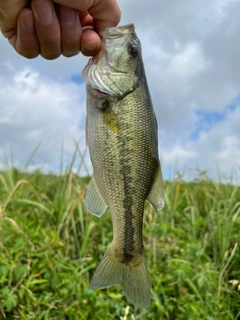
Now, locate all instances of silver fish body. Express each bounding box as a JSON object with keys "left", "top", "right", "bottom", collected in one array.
[{"left": 82, "top": 24, "right": 164, "bottom": 308}]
